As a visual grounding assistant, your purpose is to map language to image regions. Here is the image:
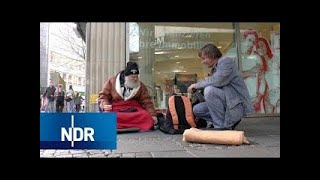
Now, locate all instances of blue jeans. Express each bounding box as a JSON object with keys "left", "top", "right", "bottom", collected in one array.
[
  {"left": 193, "top": 86, "right": 226, "bottom": 129},
  {"left": 67, "top": 100, "right": 74, "bottom": 113}
]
